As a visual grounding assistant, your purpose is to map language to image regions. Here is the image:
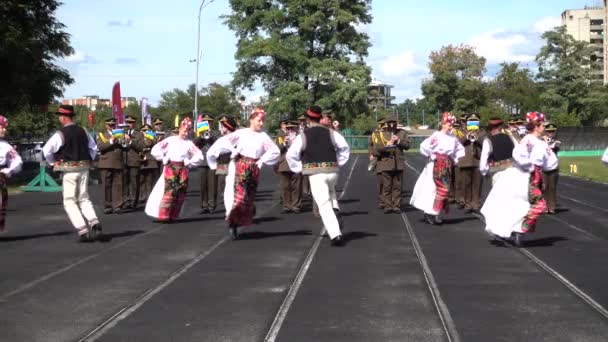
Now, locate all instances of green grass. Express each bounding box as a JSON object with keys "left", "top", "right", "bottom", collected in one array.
[{"left": 560, "top": 156, "right": 608, "bottom": 183}]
